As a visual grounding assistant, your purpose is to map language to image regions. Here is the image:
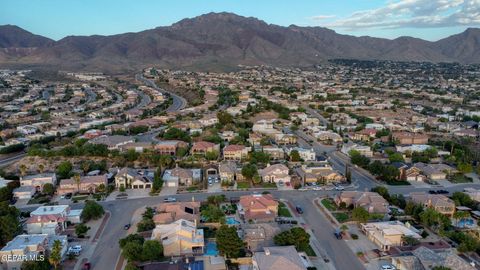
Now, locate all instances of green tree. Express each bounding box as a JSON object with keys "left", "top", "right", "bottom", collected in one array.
[
  {"left": 352, "top": 207, "right": 370, "bottom": 223},
  {"left": 388, "top": 153, "right": 404, "bottom": 163},
  {"left": 451, "top": 192, "right": 475, "bottom": 208},
  {"left": 216, "top": 225, "right": 245, "bottom": 258},
  {"left": 402, "top": 235, "right": 420, "bottom": 246},
  {"left": 81, "top": 200, "right": 104, "bottom": 222},
  {"left": 21, "top": 260, "right": 52, "bottom": 270},
  {"left": 217, "top": 111, "right": 234, "bottom": 125},
  {"left": 241, "top": 163, "right": 257, "bottom": 180},
  {"left": 56, "top": 161, "right": 73, "bottom": 179},
  {"left": 205, "top": 151, "right": 219, "bottom": 161},
  {"left": 75, "top": 223, "right": 90, "bottom": 237},
  {"left": 201, "top": 205, "right": 226, "bottom": 223},
  {"left": 289, "top": 150, "right": 301, "bottom": 162},
  {"left": 457, "top": 163, "right": 473, "bottom": 174},
  {"left": 274, "top": 227, "right": 311, "bottom": 252},
  {"left": 122, "top": 241, "right": 144, "bottom": 262},
  {"left": 142, "top": 240, "right": 163, "bottom": 261},
  {"left": 42, "top": 183, "right": 55, "bottom": 196},
  {"left": 119, "top": 234, "right": 145, "bottom": 248},
  {"left": 0, "top": 202, "right": 21, "bottom": 246},
  {"left": 49, "top": 240, "right": 62, "bottom": 269}
]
